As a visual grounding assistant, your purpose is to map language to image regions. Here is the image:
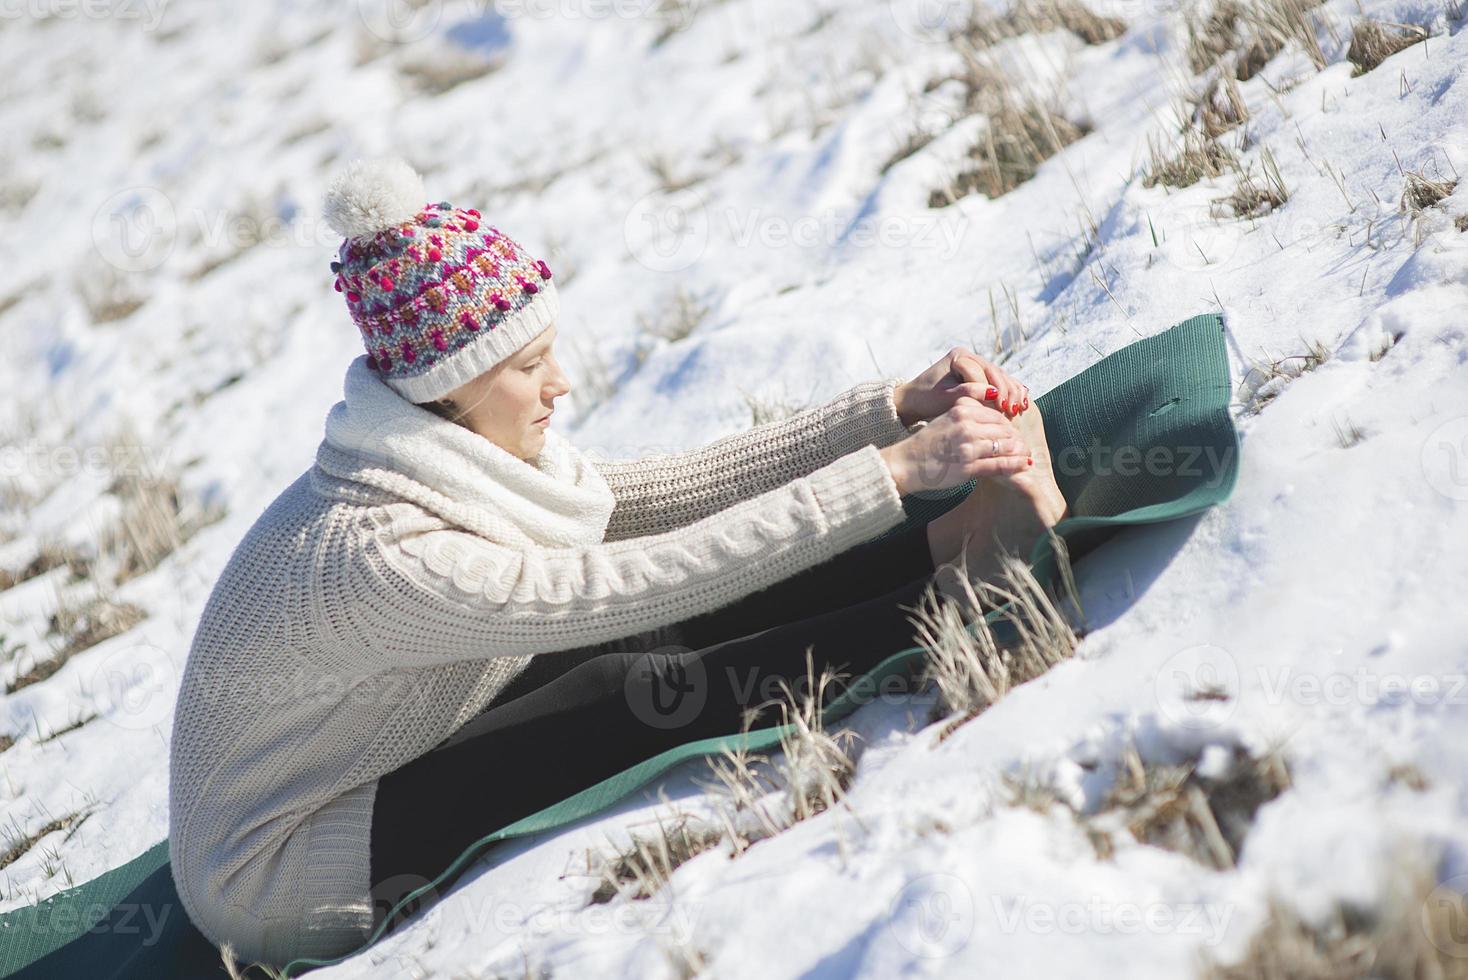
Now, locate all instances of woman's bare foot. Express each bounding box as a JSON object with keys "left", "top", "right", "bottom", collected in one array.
[{"left": 927, "top": 400, "right": 1070, "bottom": 597}]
